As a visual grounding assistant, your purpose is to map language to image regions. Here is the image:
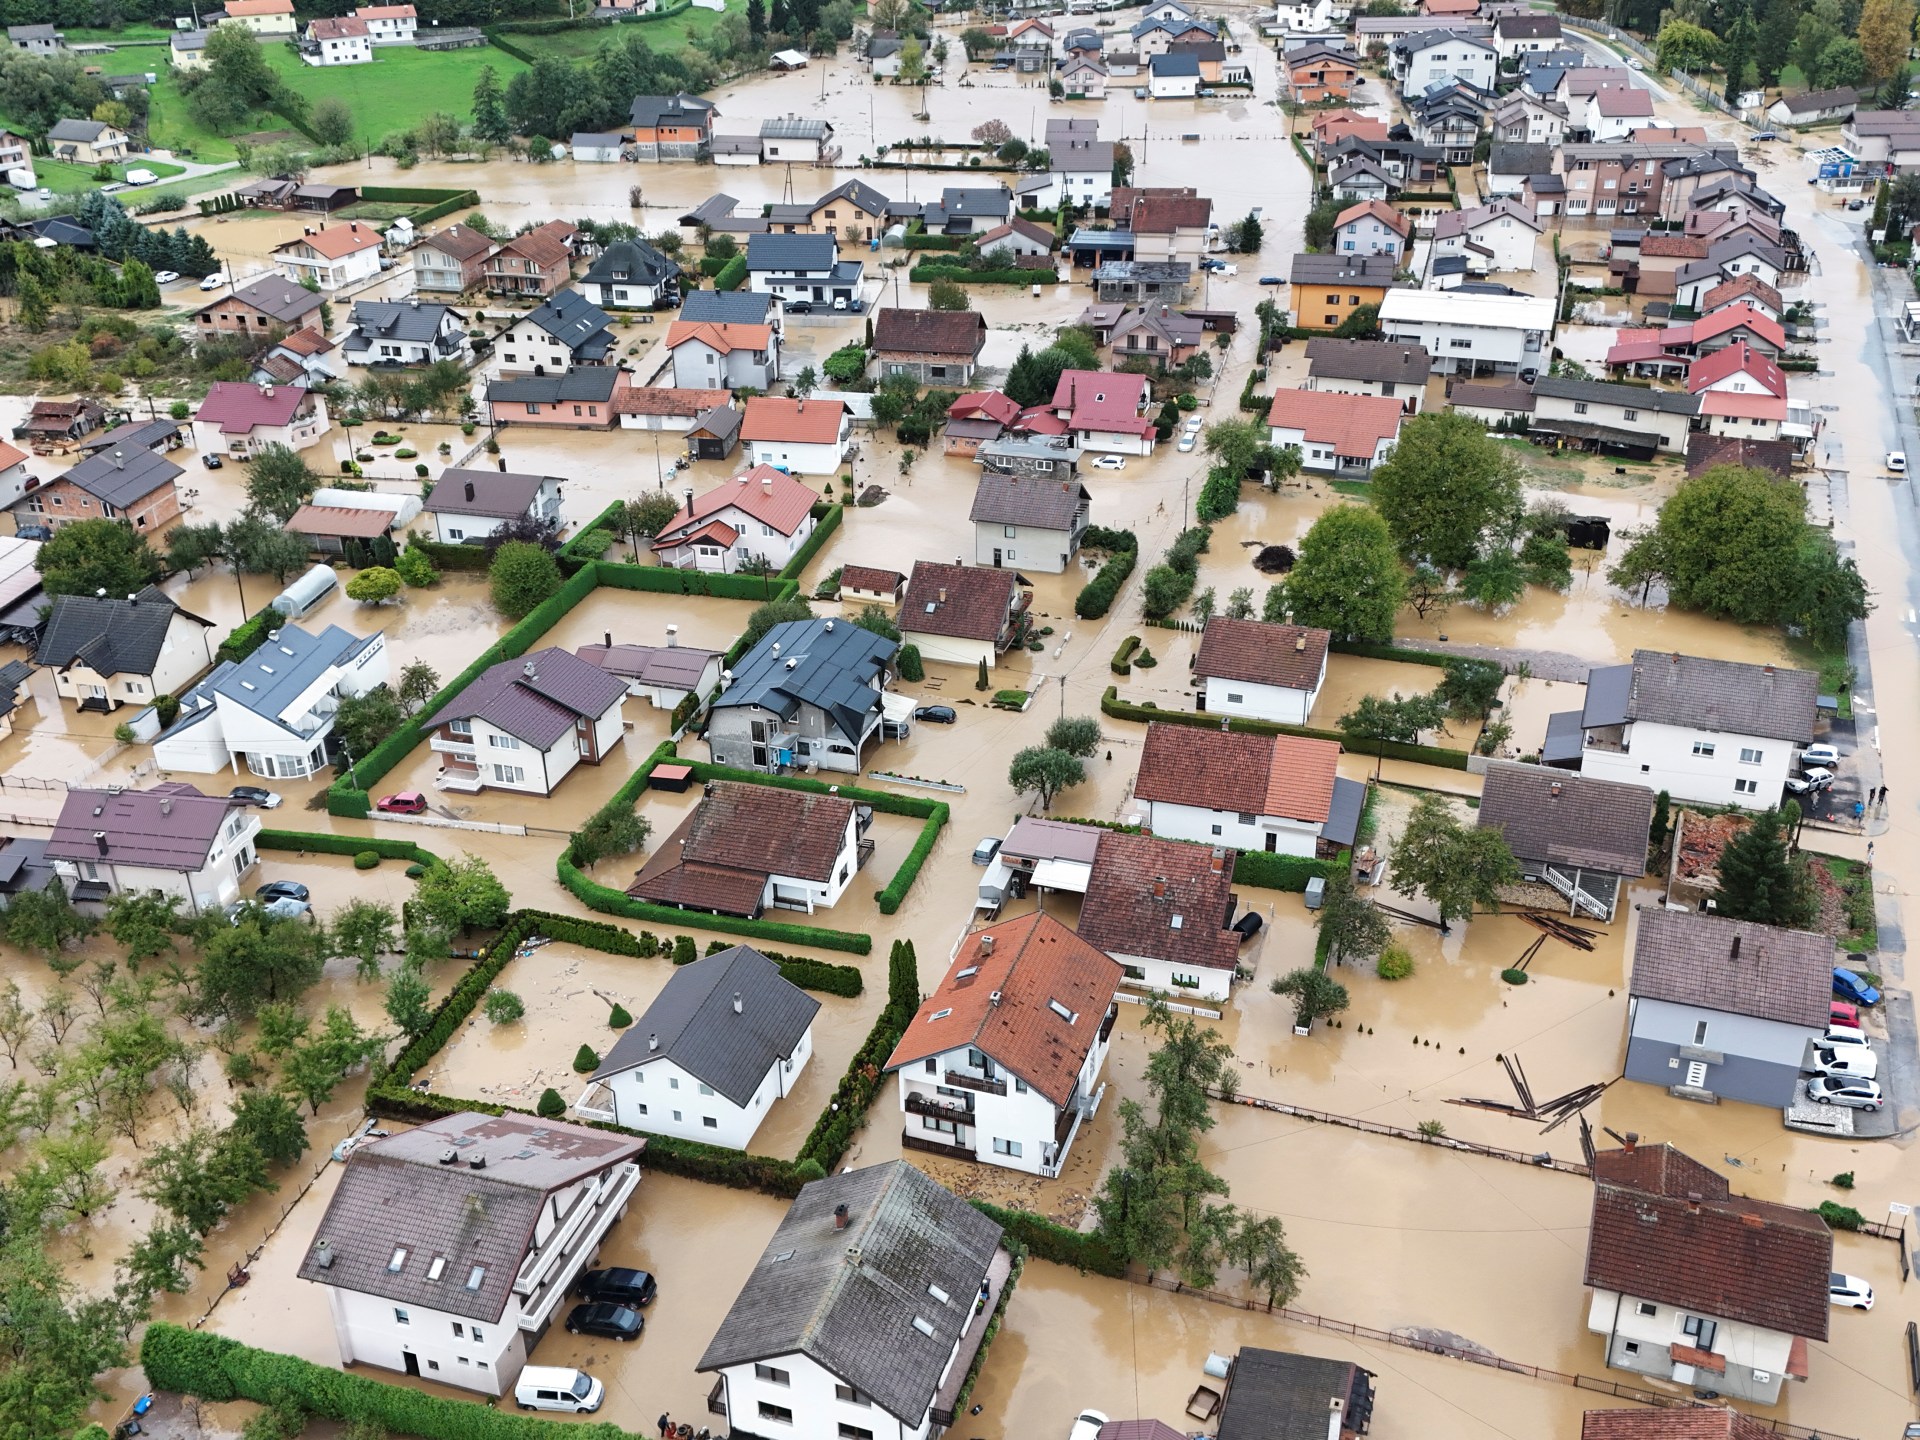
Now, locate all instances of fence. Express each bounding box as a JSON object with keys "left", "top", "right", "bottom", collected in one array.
[{"left": 1211, "top": 1087, "right": 1594, "bottom": 1175}]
